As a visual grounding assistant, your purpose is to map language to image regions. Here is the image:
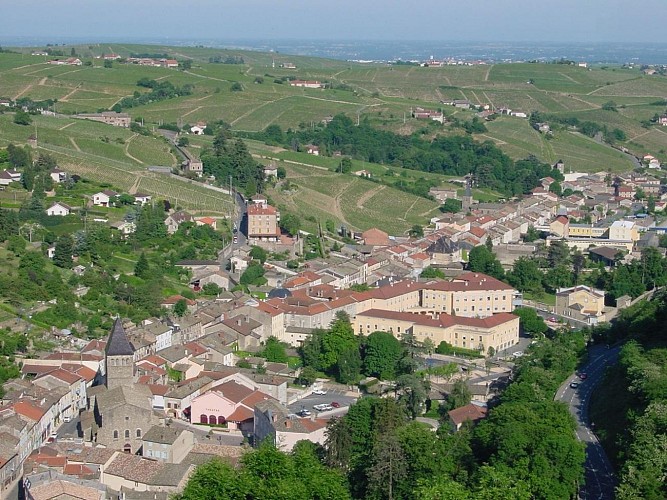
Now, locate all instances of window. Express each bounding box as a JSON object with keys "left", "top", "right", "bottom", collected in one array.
[
  {"left": 113, "top": 430, "right": 119, "bottom": 440},
  {"left": 125, "top": 429, "right": 130, "bottom": 439},
  {"left": 136, "top": 429, "right": 142, "bottom": 438}
]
